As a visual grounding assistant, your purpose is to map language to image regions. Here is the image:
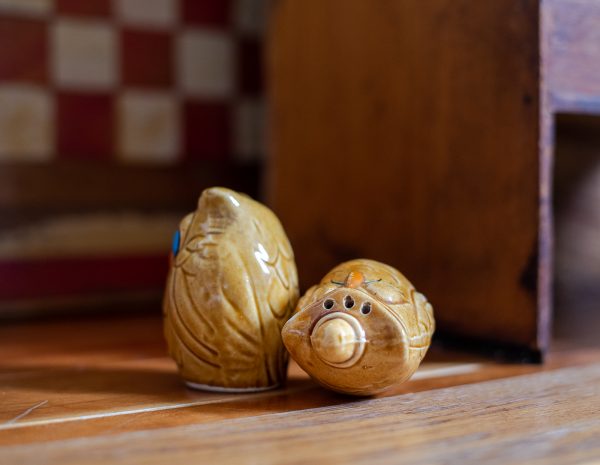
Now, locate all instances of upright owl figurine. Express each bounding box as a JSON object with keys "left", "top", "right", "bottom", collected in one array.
[
  {"left": 282, "top": 259, "right": 434, "bottom": 395},
  {"left": 164, "top": 187, "right": 299, "bottom": 392}
]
